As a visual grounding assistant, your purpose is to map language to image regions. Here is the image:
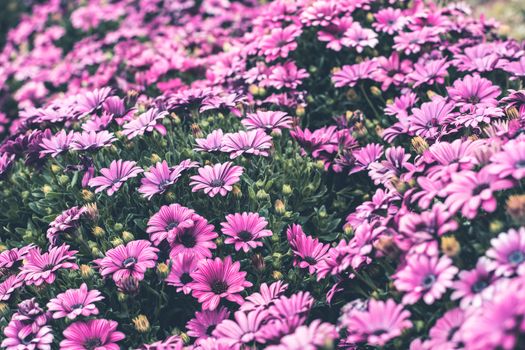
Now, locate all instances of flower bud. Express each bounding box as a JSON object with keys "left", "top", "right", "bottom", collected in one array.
[
  {"left": 41, "top": 185, "right": 52, "bottom": 195},
  {"left": 251, "top": 253, "right": 265, "bottom": 272},
  {"left": 248, "top": 84, "right": 259, "bottom": 95},
  {"left": 507, "top": 194, "right": 525, "bottom": 225},
  {"left": 506, "top": 106, "right": 520, "bottom": 120},
  {"left": 92, "top": 226, "right": 105, "bottom": 238},
  {"left": 272, "top": 270, "right": 283, "bottom": 280},
  {"left": 84, "top": 203, "right": 99, "bottom": 221},
  {"left": 133, "top": 315, "right": 150, "bottom": 333},
  {"left": 441, "top": 236, "right": 460, "bottom": 257},
  {"left": 50, "top": 164, "right": 61, "bottom": 174},
  {"left": 489, "top": 220, "right": 504, "bottom": 234},
  {"left": 180, "top": 333, "right": 191, "bottom": 345},
  {"left": 274, "top": 199, "right": 285, "bottom": 215},
  {"left": 157, "top": 263, "right": 170, "bottom": 279},
  {"left": 81, "top": 189, "right": 94, "bottom": 202},
  {"left": 0, "top": 244, "right": 6, "bottom": 253},
  {"left": 256, "top": 189, "right": 269, "bottom": 200},
  {"left": 113, "top": 223, "right": 124, "bottom": 232},
  {"left": 232, "top": 185, "right": 242, "bottom": 198},
  {"left": 112, "top": 237, "right": 124, "bottom": 247},
  {"left": 150, "top": 154, "right": 162, "bottom": 164},
  {"left": 91, "top": 247, "right": 101, "bottom": 257},
  {"left": 171, "top": 112, "right": 181, "bottom": 124},
  {"left": 296, "top": 105, "right": 305, "bottom": 117},
  {"left": 411, "top": 136, "right": 429, "bottom": 154},
  {"left": 282, "top": 184, "right": 292, "bottom": 195},
  {"left": 191, "top": 123, "right": 203, "bottom": 138},
  {"left": 80, "top": 264, "right": 94, "bottom": 279},
  {"left": 343, "top": 224, "right": 353, "bottom": 236},
  {"left": 58, "top": 175, "right": 69, "bottom": 186},
  {"left": 370, "top": 86, "right": 382, "bottom": 97},
  {"left": 122, "top": 231, "right": 134, "bottom": 242}
]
